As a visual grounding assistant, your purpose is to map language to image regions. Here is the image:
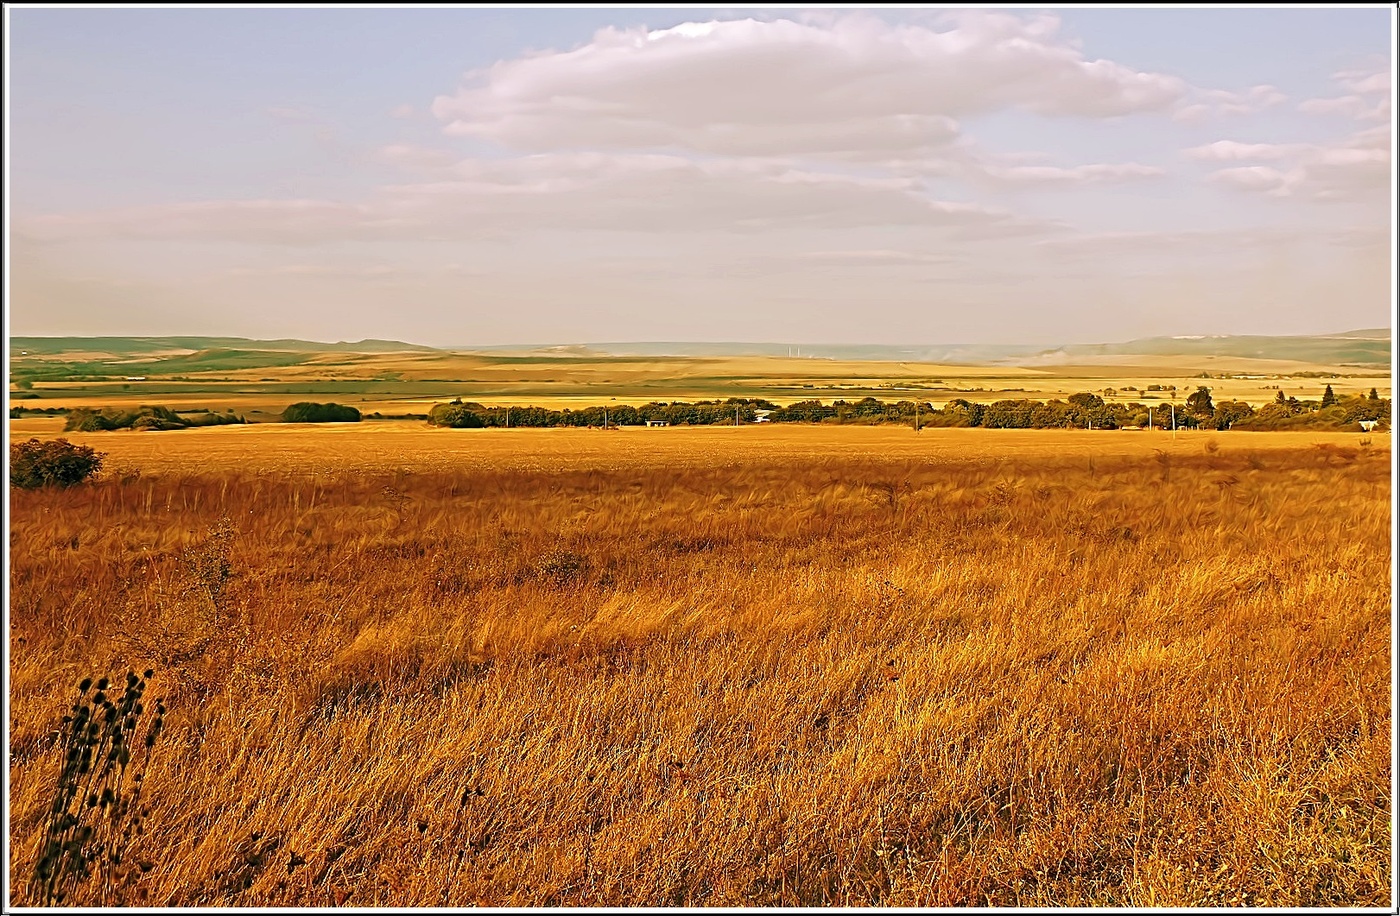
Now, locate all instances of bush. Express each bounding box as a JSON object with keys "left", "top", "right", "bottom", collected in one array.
[
  {"left": 281, "top": 402, "right": 361, "bottom": 423},
  {"left": 61, "top": 406, "right": 243, "bottom": 432},
  {"left": 10, "top": 439, "right": 106, "bottom": 489}
]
